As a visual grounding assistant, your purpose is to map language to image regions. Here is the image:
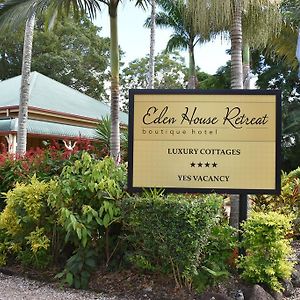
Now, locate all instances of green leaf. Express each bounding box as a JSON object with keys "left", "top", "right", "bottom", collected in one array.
[
  {"left": 81, "top": 229, "right": 88, "bottom": 247},
  {"left": 102, "top": 214, "right": 110, "bottom": 228},
  {"left": 55, "top": 272, "right": 65, "bottom": 279},
  {"left": 76, "top": 227, "right": 82, "bottom": 240},
  {"left": 66, "top": 272, "right": 73, "bottom": 286},
  {"left": 85, "top": 258, "right": 96, "bottom": 268}
]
